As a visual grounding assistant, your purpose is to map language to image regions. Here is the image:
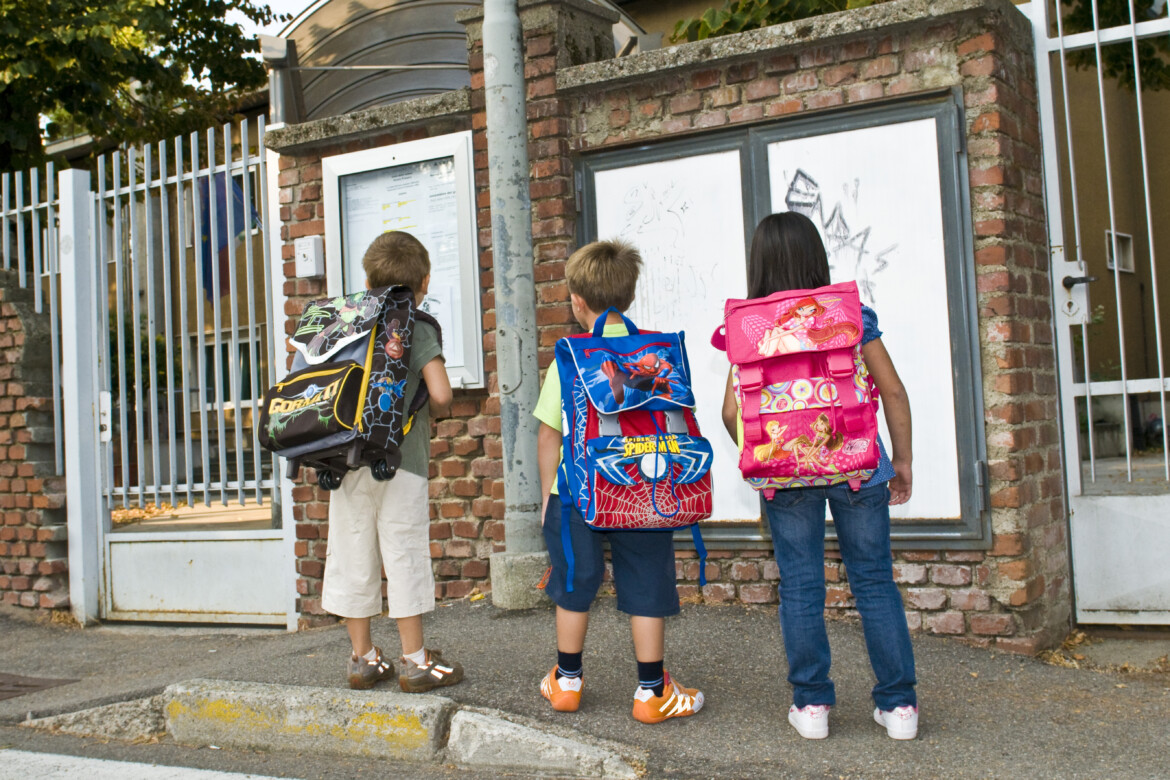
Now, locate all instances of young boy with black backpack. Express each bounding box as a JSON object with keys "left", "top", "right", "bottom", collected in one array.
[
  {"left": 318, "top": 231, "right": 463, "bottom": 692},
  {"left": 533, "top": 239, "right": 706, "bottom": 724}
]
